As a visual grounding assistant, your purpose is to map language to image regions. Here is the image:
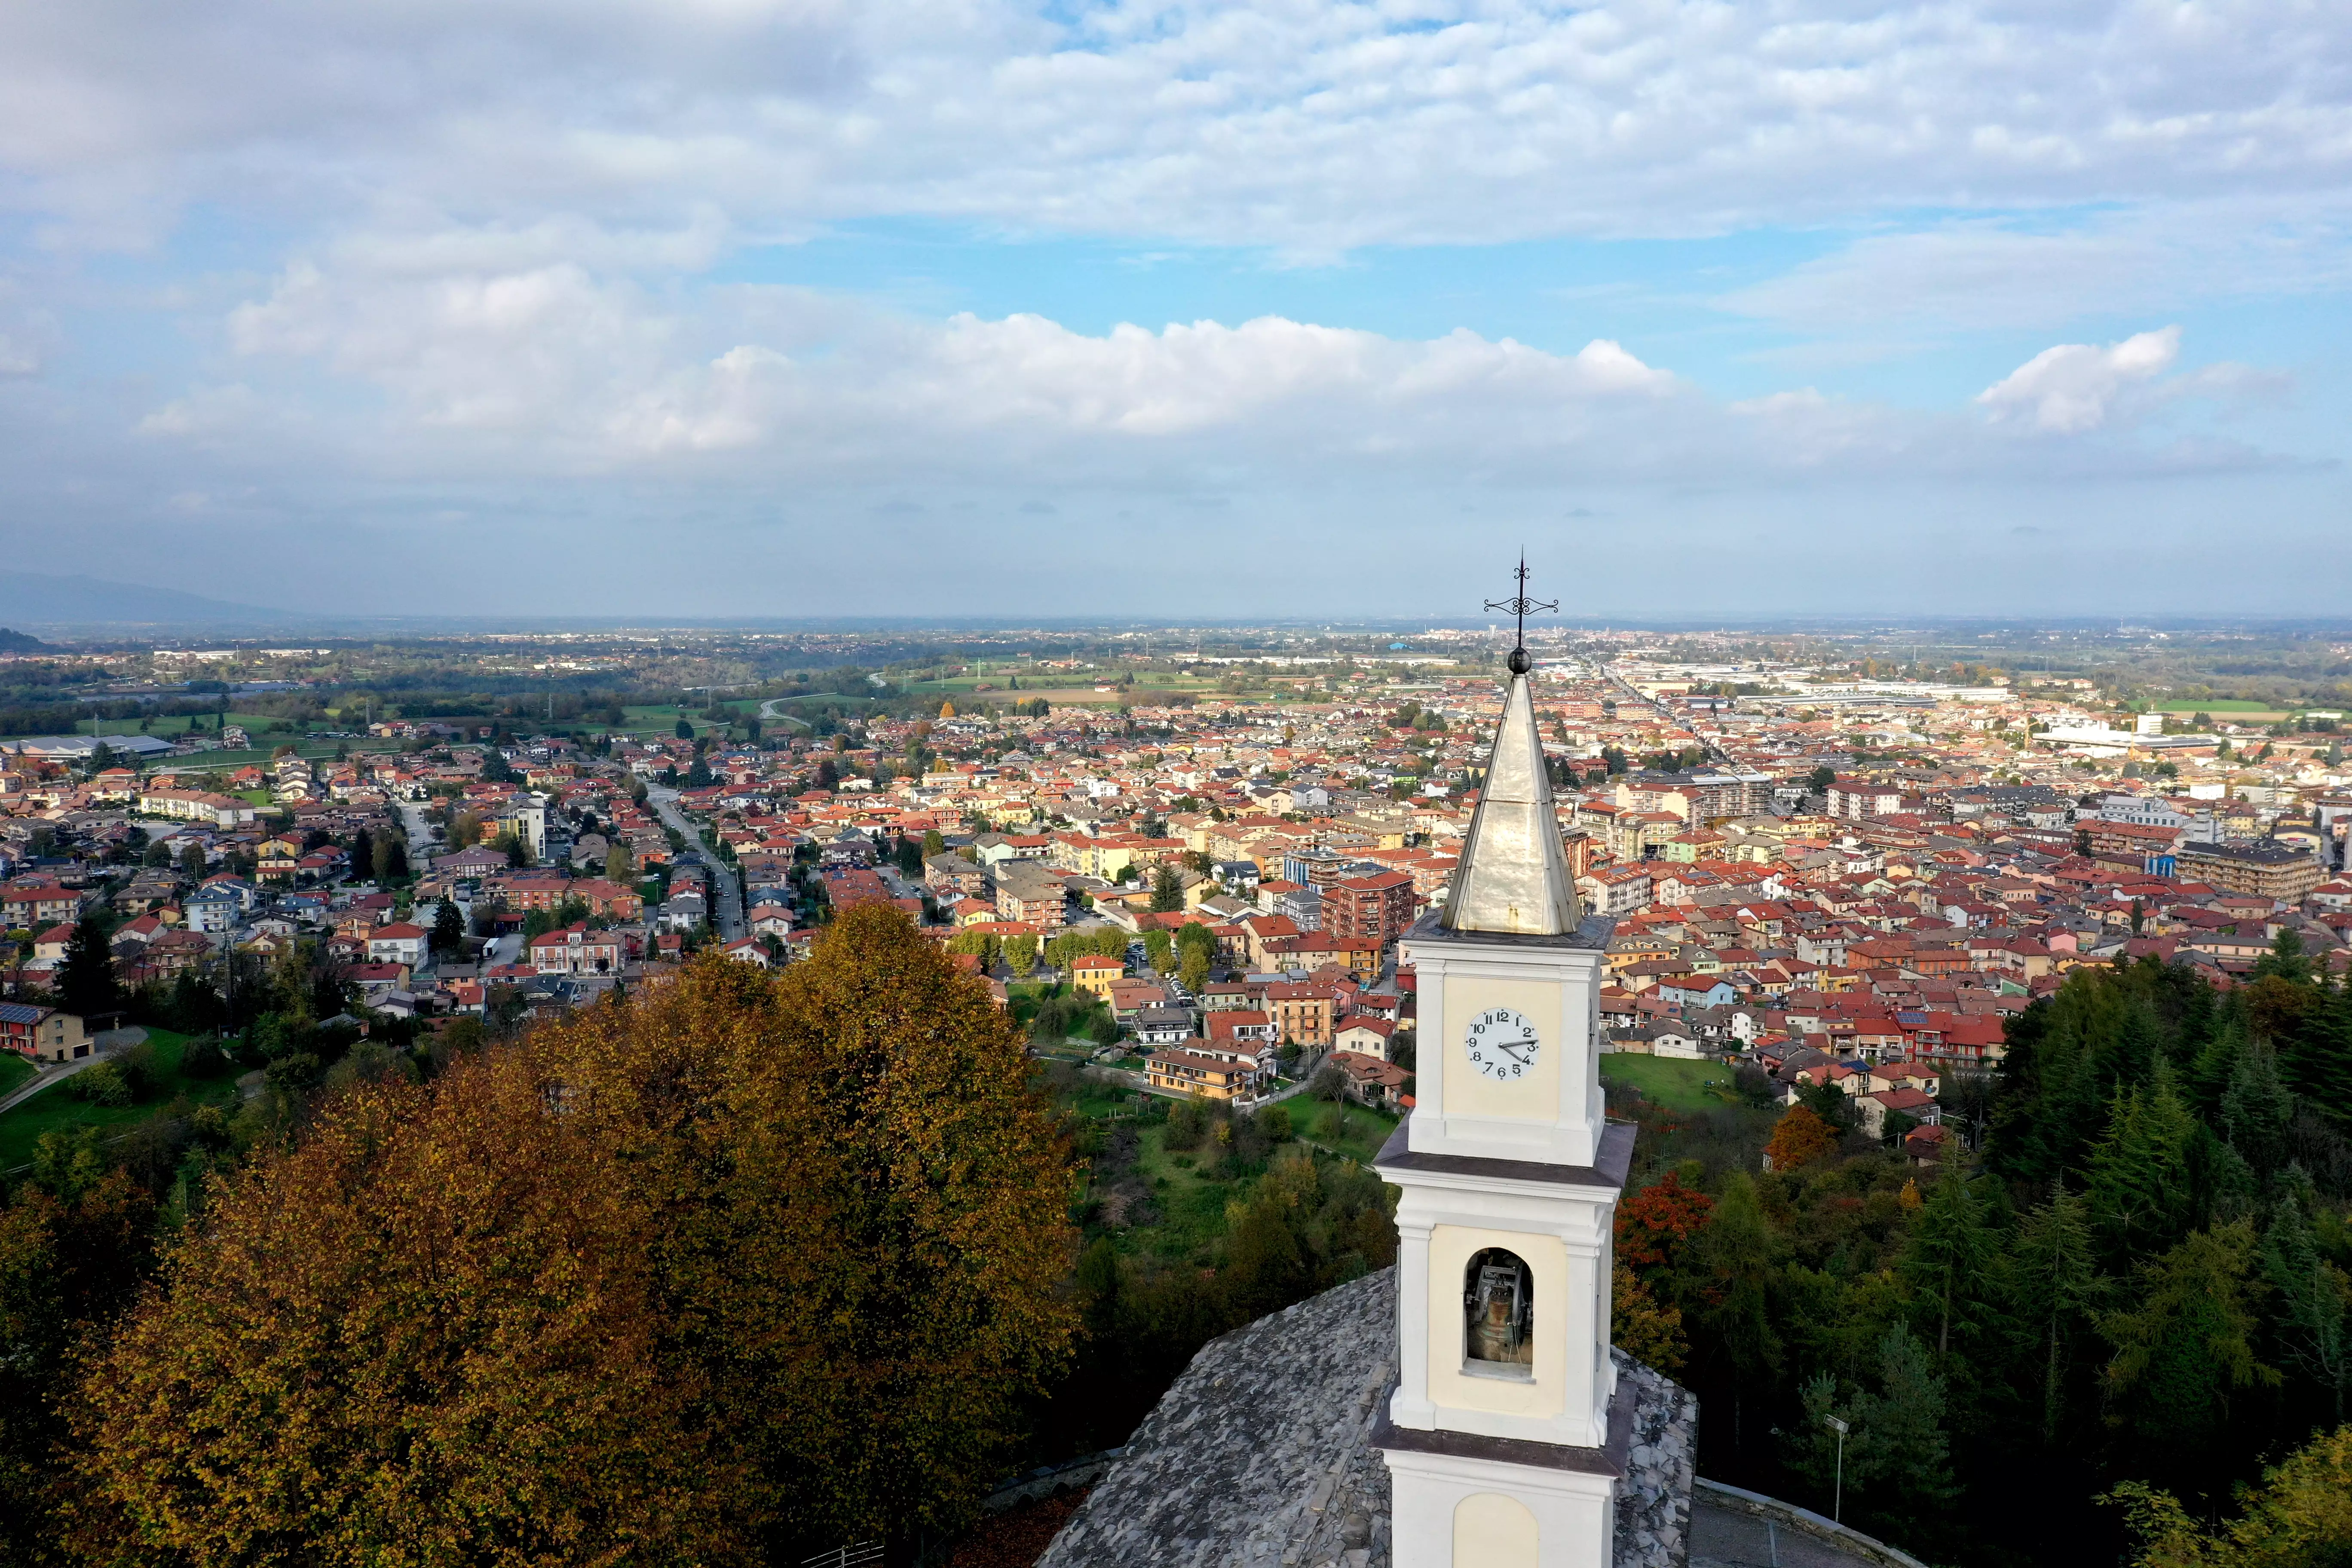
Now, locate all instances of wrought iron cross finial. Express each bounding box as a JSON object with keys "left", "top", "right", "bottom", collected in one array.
[{"left": 1485, "top": 554, "right": 1557, "bottom": 674}]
